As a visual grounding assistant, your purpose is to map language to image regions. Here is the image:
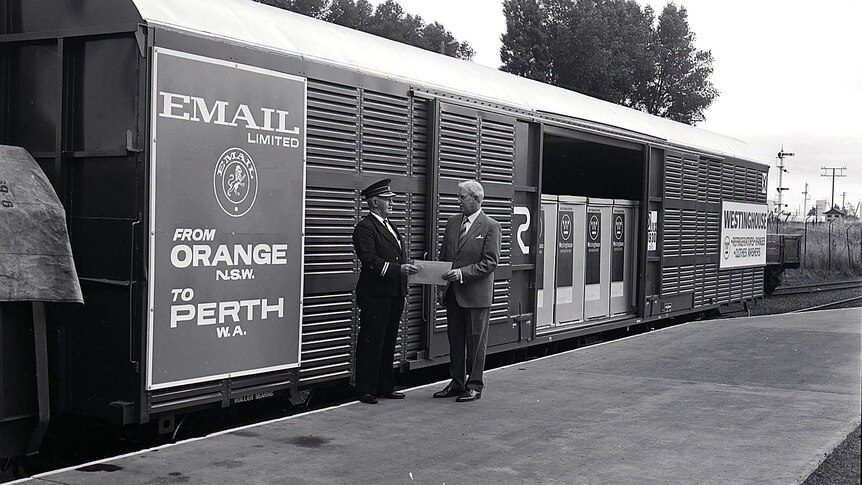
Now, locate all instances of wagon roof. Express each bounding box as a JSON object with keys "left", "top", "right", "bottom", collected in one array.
[{"left": 132, "top": 0, "right": 760, "bottom": 164}]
